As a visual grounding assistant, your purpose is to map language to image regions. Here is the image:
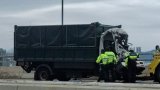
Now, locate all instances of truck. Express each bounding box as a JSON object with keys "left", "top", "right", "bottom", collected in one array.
[{"left": 14, "top": 22, "right": 132, "bottom": 81}]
